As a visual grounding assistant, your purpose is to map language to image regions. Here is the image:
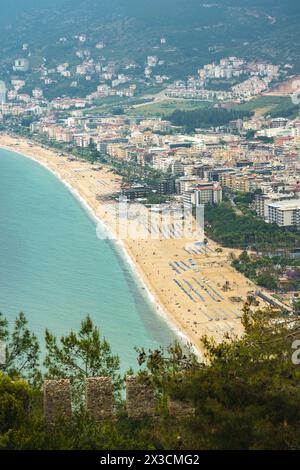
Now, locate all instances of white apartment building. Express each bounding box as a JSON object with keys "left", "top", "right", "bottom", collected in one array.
[
  {"left": 172, "top": 160, "right": 184, "bottom": 175},
  {"left": 0, "top": 81, "right": 6, "bottom": 104},
  {"left": 178, "top": 176, "right": 204, "bottom": 194},
  {"left": 267, "top": 199, "right": 300, "bottom": 227},
  {"left": 13, "top": 58, "right": 29, "bottom": 72},
  {"left": 183, "top": 183, "right": 222, "bottom": 207},
  {"left": 256, "top": 127, "right": 293, "bottom": 139},
  {"left": 195, "top": 184, "right": 223, "bottom": 205},
  {"left": 292, "top": 127, "right": 300, "bottom": 138},
  {"left": 256, "top": 193, "right": 294, "bottom": 220},
  {"left": 158, "top": 157, "right": 173, "bottom": 172}
]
